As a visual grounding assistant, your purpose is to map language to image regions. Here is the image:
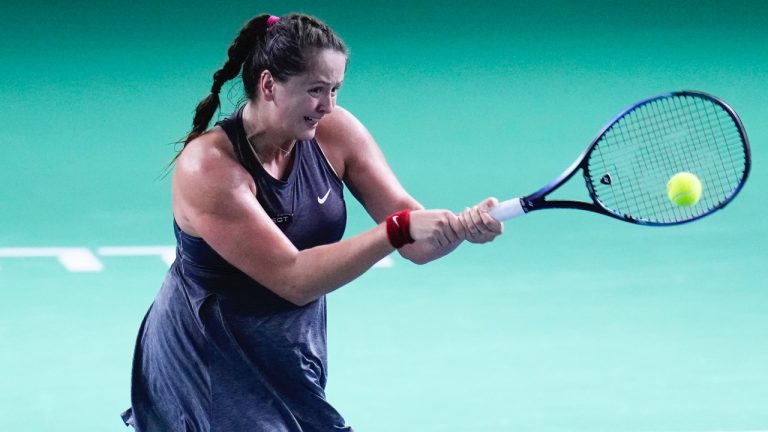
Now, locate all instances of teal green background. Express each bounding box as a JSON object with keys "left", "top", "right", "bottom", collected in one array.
[{"left": 1, "top": 0, "right": 766, "bottom": 431}]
